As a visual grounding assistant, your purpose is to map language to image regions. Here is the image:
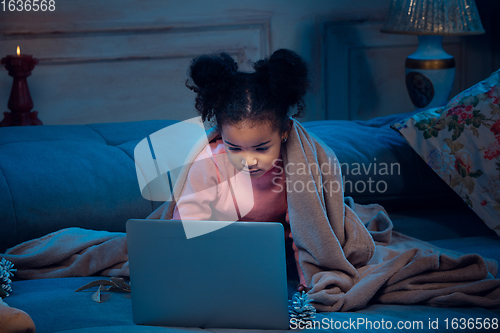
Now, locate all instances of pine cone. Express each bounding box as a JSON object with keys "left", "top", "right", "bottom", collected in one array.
[
  {"left": 0, "top": 258, "right": 16, "bottom": 297},
  {"left": 1, "top": 269, "right": 12, "bottom": 297},
  {"left": 0, "top": 259, "right": 16, "bottom": 277},
  {"left": 288, "top": 291, "right": 316, "bottom": 323}
]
